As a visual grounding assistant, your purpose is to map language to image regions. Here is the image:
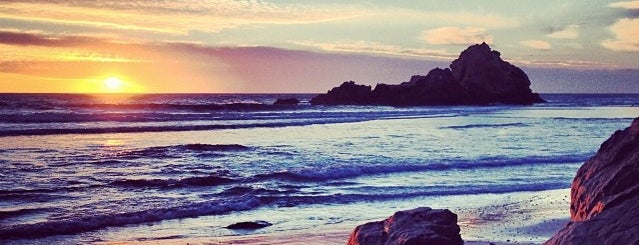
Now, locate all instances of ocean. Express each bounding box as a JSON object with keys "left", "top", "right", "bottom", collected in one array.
[{"left": 1, "top": 93, "right": 638, "bottom": 244}]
